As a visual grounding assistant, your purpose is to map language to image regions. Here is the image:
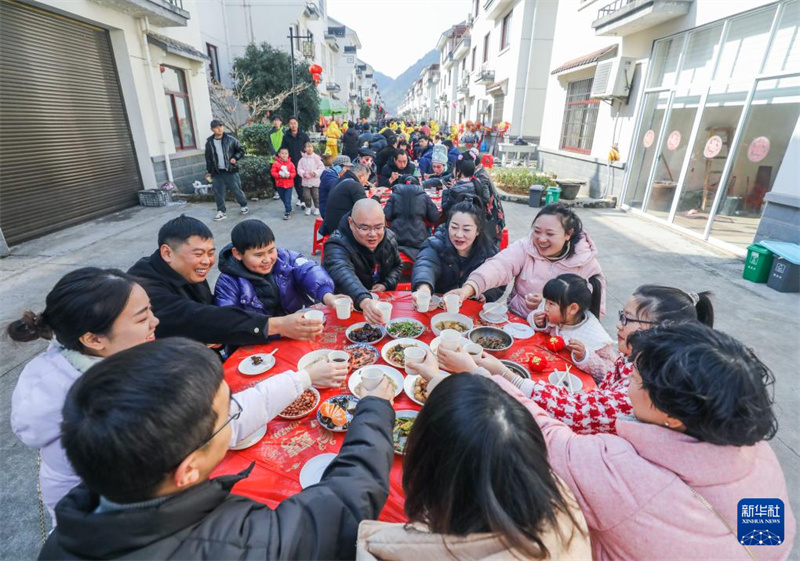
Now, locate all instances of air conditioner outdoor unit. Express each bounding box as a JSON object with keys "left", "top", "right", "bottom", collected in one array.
[{"left": 591, "top": 57, "right": 636, "bottom": 99}]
